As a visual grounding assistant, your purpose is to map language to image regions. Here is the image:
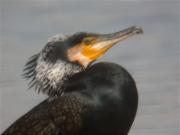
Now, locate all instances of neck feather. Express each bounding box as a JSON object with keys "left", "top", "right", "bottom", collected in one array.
[{"left": 24, "top": 54, "right": 83, "bottom": 97}]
